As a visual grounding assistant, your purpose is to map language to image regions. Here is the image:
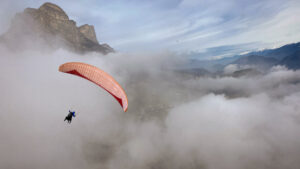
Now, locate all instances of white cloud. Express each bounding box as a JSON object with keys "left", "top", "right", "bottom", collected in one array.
[{"left": 1, "top": 38, "right": 300, "bottom": 168}]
